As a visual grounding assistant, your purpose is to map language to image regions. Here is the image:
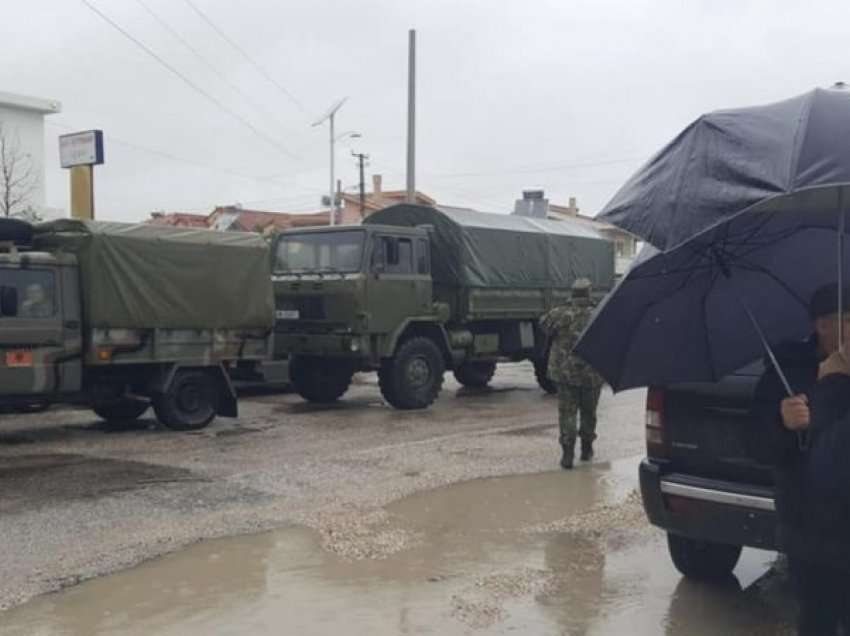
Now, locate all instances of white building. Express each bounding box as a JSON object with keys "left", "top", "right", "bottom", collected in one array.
[{"left": 0, "top": 91, "right": 61, "bottom": 216}]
